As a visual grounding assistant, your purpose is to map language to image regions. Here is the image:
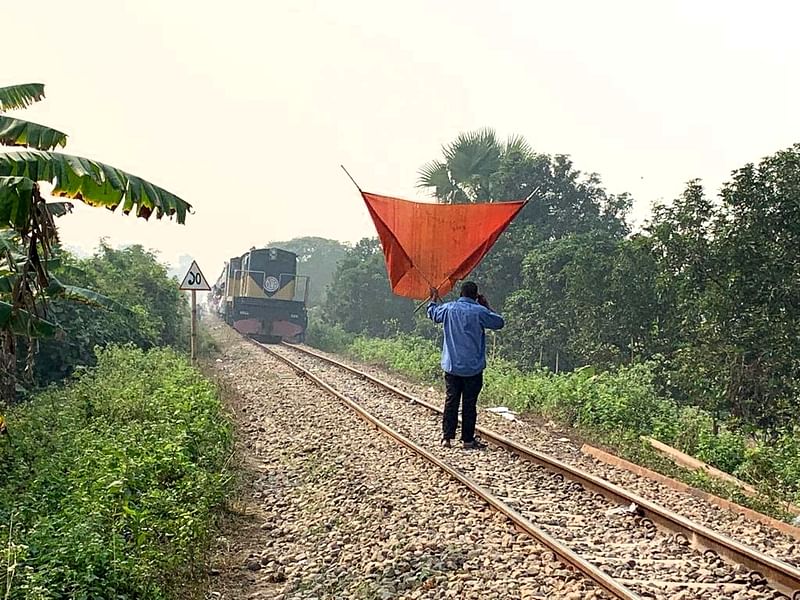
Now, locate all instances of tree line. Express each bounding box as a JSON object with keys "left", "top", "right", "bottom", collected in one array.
[{"left": 313, "top": 129, "right": 800, "bottom": 438}]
